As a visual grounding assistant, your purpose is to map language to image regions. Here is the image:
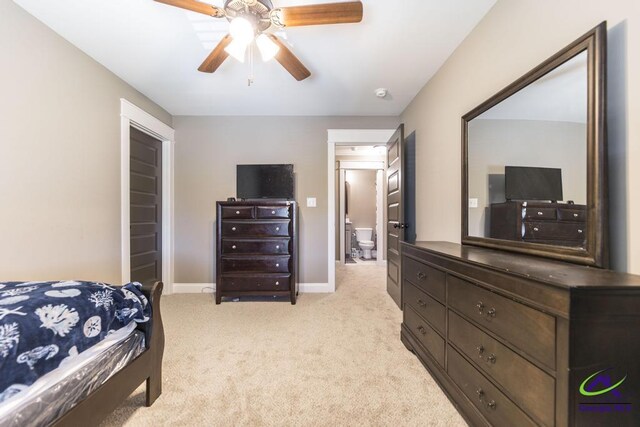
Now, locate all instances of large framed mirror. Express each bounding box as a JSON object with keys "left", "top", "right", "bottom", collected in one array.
[{"left": 462, "top": 22, "right": 608, "bottom": 267}]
